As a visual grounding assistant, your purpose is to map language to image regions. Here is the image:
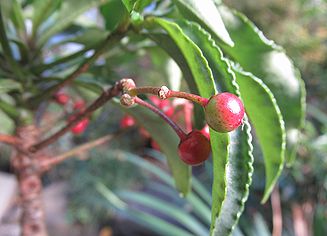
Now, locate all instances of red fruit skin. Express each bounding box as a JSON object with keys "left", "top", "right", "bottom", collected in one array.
[
  {"left": 204, "top": 92, "right": 244, "bottom": 133},
  {"left": 120, "top": 115, "right": 136, "bottom": 128},
  {"left": 178, "top": 130, "right": 211, "bottom": 166},
  {"left": 200, "top": 125, "right": 210, "bottom": 140},
  {"left": 71, "top": 118, "right": 89, "bottom": 135},
  {"left": 54, "top": 93, "right": 69, "bottom": 105},
  {"left": 73, "top": 100, "right": 85, "bottom": 110}
]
